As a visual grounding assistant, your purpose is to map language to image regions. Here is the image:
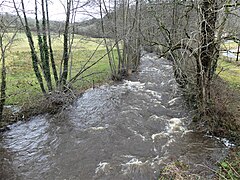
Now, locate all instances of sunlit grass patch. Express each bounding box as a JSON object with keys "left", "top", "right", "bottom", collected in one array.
[
  {"left": 221, "top": 40, "right": 238, "bottom": 50},
  {"left": 9, "top": 33, "right": 106, "bottom": 52},
  {"left": 217, "top": 58, "right": 240, "bottom": 91}
]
